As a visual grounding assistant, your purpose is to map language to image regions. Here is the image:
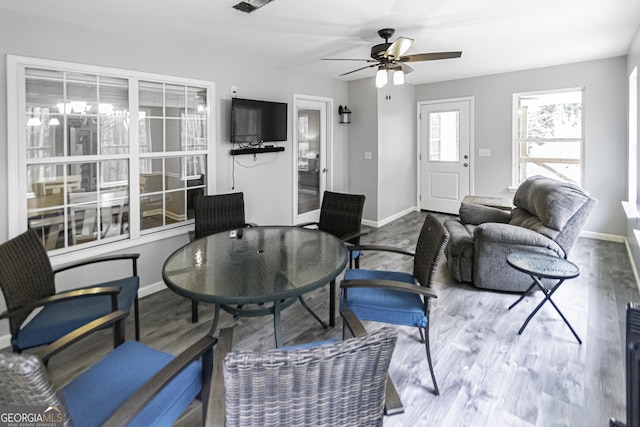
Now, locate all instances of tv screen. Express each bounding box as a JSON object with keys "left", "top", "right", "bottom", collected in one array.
[{"left": 231, "top": 98, "right": 287, "bottom": 144}]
